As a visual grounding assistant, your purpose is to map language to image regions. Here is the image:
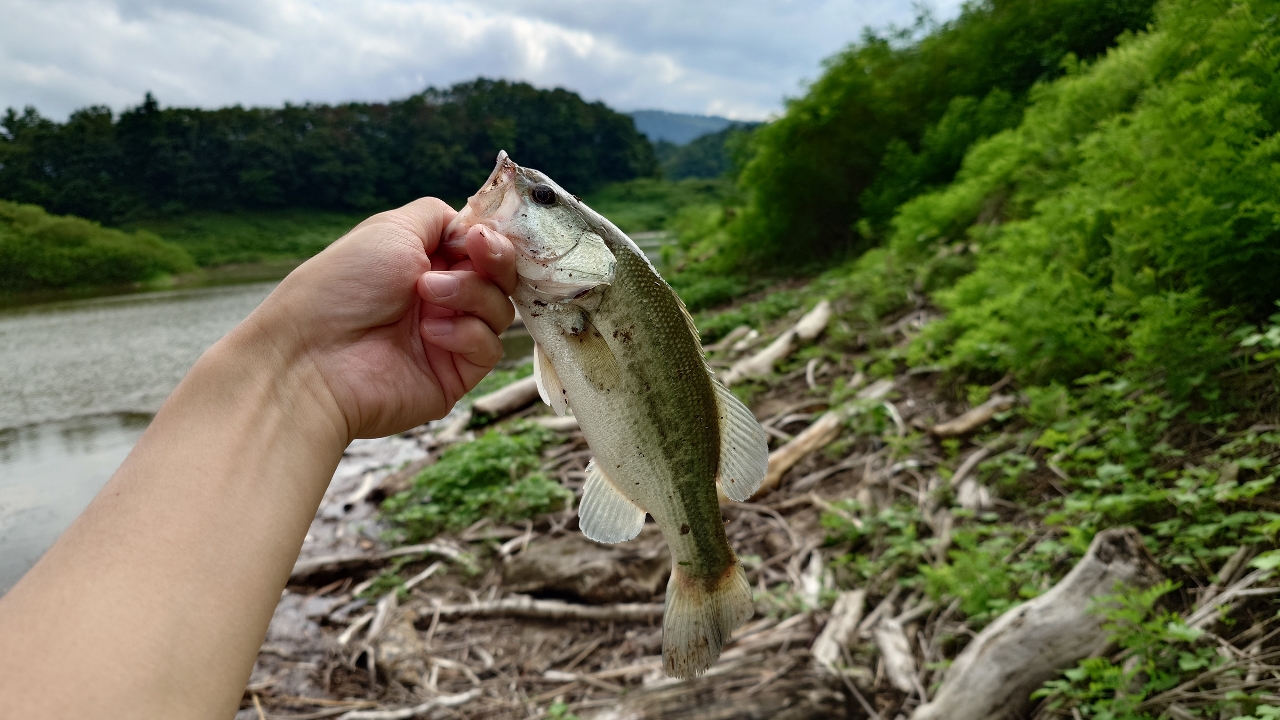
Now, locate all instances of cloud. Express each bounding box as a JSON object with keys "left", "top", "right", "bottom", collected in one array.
[{"left": 0, "top": 0, "right": 964, "bottom": 121}]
